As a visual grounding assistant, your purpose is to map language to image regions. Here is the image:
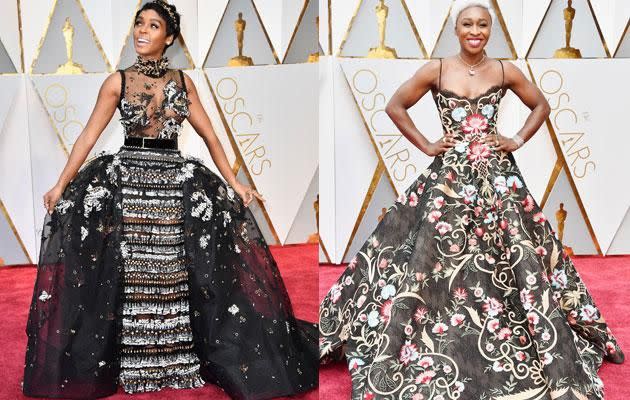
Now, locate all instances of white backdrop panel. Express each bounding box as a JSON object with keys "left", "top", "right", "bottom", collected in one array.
[
  {"left": 205, "top": 63, "right": 318, "bottom": 244},
  {"left": 529, "top": 58, "right": 630, "bottom": 253},
  {"left": 0, "top": 0, "right": 22, "bottom": 71},
  {"left": 340, "top": 58, "right": 441, "bottom": 195},
  {"left": 0, "top": 76, "right": 35, "bottom": 261}
]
